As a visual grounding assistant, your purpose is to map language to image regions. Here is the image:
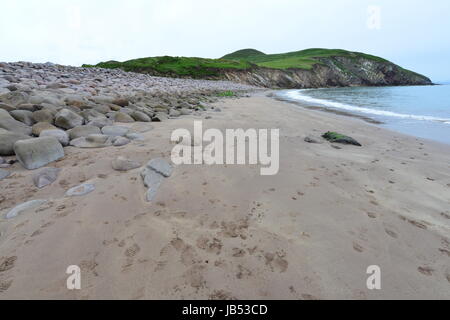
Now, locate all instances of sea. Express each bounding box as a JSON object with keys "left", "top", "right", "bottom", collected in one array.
[{"left": 278, "top": 84, "right": 450, "bottom": 145}]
